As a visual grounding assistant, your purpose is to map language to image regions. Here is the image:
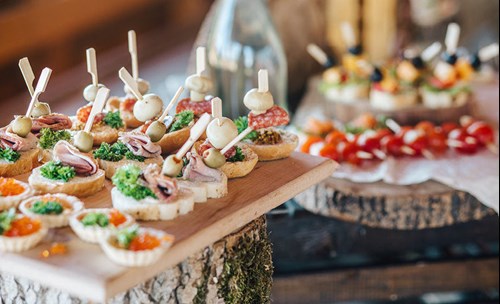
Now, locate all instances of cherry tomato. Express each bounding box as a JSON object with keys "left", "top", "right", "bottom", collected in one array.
[
  {"left": 382, "top": 135, "right": 405, "bottom": 157},
  {"left": 76, "top": 104, "right": 104, "bottom": 124},
  {"left": 415, "top": 121, "right": 435, "bottom": 135},
  {"left": 448, "top": 128, "right": 479, "bottom": 154},
  {"left": 427, "top": 130, "right": 448, "bottom": 155},
  {"left": 319, "top": 144, "right": 340, "bottom": 162},
  {"left": 403, "top": 129, "right": 428, "bottom": 155},
  {"left": 441, "top": 122, "right": 460, "bottom": 136},
  {"left": 120, "top": 97, "right": 137, "bottom": 113},
  {"left": 467, "top": 121, "right": 495, "bottom": 146},
  {"left": 357, "top": 131, "right": 381, "bottom": 152},
  {"left": 350, "top": 113, "right": 378, "bottom": 130},
  {"left": 301, "top": 137, "right": 323, "bottom": 154},
  {"left": 325, "top": 131, "right": 347, "bottom": 146},
  {"left": 338, "top": 142, "right": 362, "bottom": 166}
]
